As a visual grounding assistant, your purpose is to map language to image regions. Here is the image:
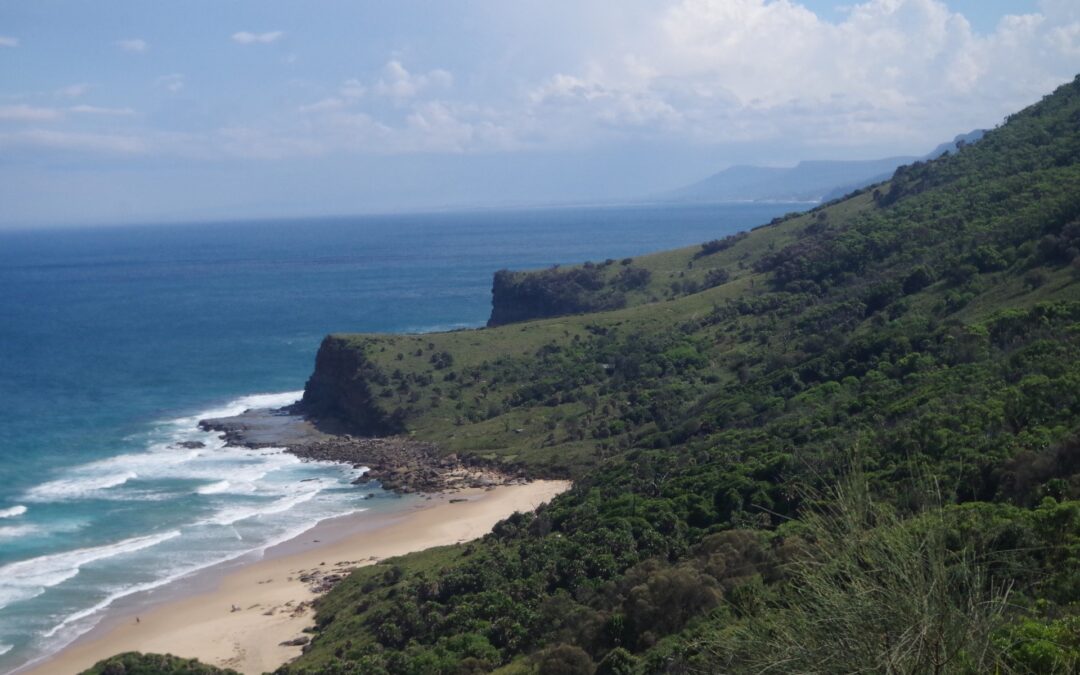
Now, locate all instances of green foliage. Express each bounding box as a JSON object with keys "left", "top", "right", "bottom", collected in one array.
[
  {"left": 533, "top": 645, "right": 595, "bottom": 675},
  {"left": 697, "top": 232, "right": 748, "bottom": 258},
  {"left": 594, "top": 647, "right": 637, "bottom": 675},
  {"left": 81, "top": 652, "right": 237, "bottom": 675},
  {"left": 700, "top": 475, "right": 1016, "bottom": 674},
  {"left": 488, "top": 266, "right": 628, "bottom": 325},
  {"left": 997, "top": 615, "right": 1080, "bottom": 674}
]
